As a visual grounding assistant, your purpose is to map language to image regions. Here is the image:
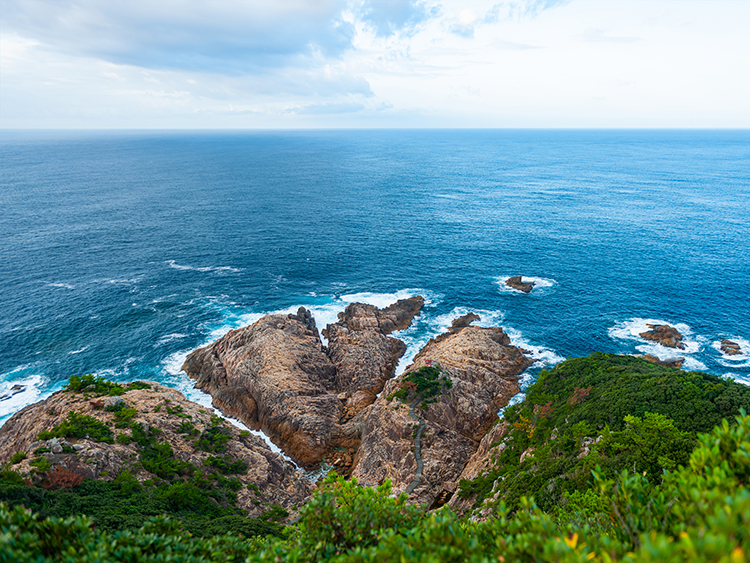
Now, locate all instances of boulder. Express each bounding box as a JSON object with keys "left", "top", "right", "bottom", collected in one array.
[
  {"left": 640, "top": 354, "right": 685, "bottom": 368},
  {"left": 449, "top": 313, "right": 480, "bottom": 333},
  {"left": 505, "top": 276, "right": 535, "bottom": 294},
  {"left": 639, "top": 324, "right": 685, "bottom": 349},
  {"left": 721, "top": 339, "right": 742, "bottom": 356}
]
